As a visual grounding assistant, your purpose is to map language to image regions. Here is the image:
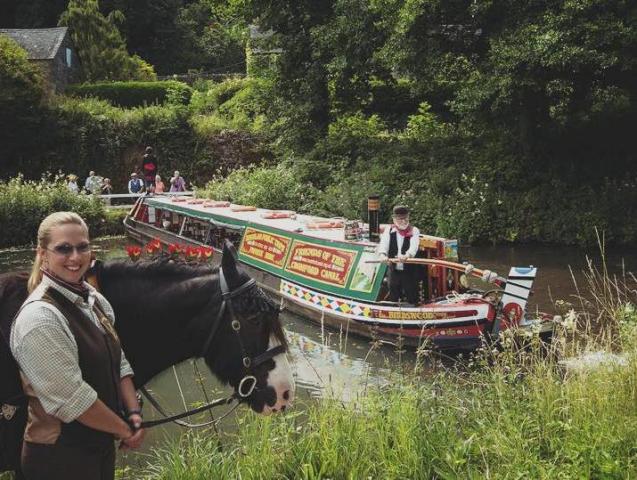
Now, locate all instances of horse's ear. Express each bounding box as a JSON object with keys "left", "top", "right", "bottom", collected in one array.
[
  {"left": 85, "top": 258, "right": 103, "bottom": 290},
  {"left": 221, "top": 240, "right": 239, "bottom": 280}
]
